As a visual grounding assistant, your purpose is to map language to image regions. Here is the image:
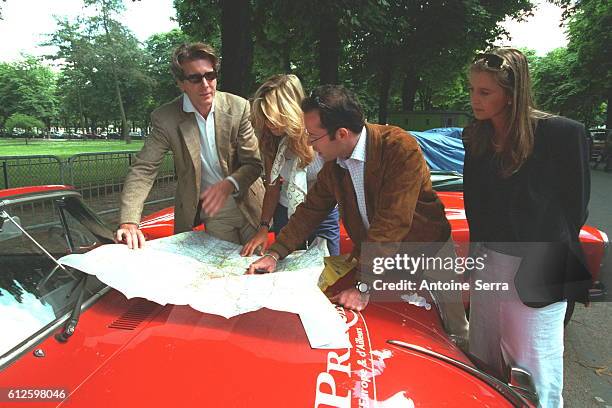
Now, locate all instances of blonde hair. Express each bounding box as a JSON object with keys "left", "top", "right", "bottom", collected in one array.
[
  {"left": 251, "top": 74, "right": 314, "bottom": 169},
  {"left": 466, "top": 48, "right": 550, "bottom": 177}
]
